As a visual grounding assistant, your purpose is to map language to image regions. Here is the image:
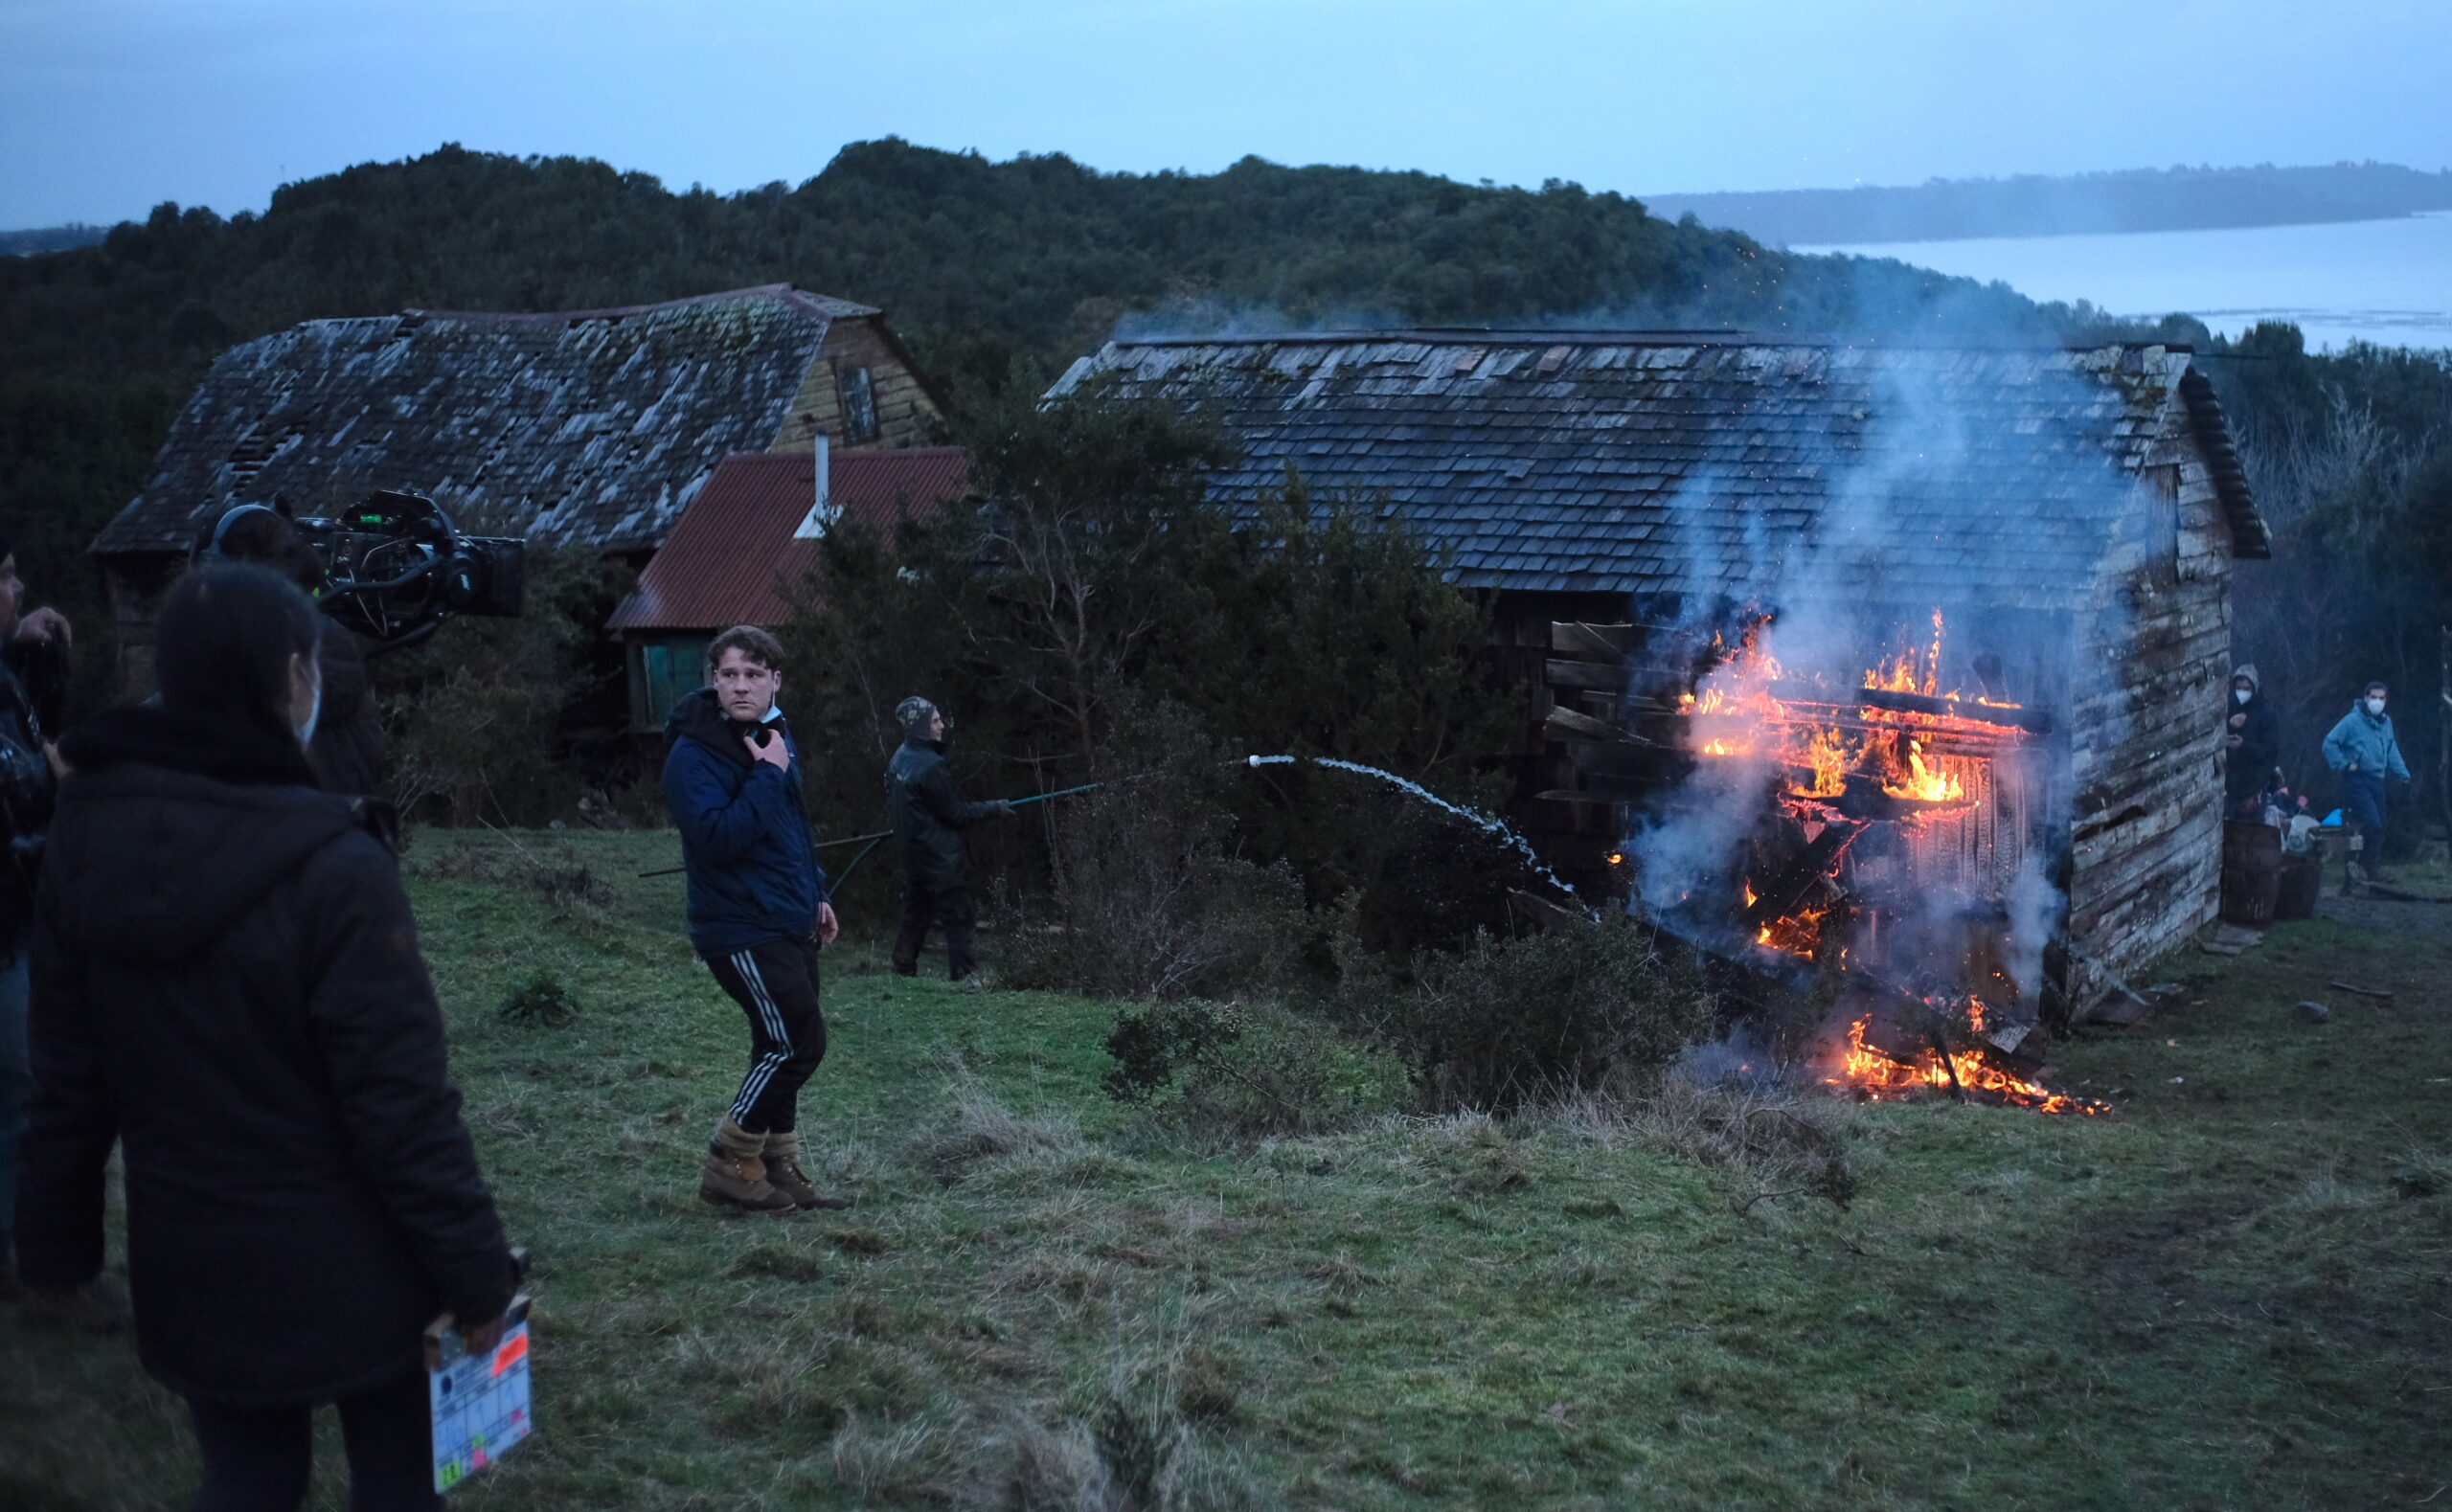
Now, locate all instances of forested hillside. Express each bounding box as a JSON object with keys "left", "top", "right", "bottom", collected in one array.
[{"left": 0, "top": 139, "right": 2080, "bottom": 651}]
